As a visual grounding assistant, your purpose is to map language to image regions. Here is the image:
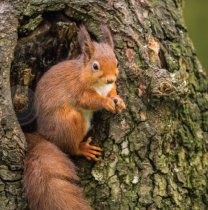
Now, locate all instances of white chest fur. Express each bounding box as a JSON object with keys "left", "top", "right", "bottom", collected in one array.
[
  {"left": 80, "top": 84, "right": 113, "bottom": 133},
  {"left": 93, "top": 83, "right": 114, "bottom": 97},
  {"left": 80, "top": 109, "right": 93, "bottom": 133}
]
